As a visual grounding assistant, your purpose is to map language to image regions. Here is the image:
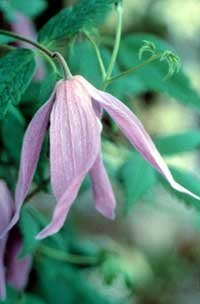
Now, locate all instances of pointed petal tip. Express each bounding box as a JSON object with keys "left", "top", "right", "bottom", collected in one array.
[
  {"left": 0, "top": 213, "right": 19, "bottom": 239},
  {"left": 171, "top": 180, "right": 200, "bottom": 201},
  {"left": 36, "top": 225, "right": 58, "bottom": 240},
  {"left": 96, "top": 205, "right": 116, "bottom": 220}
]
